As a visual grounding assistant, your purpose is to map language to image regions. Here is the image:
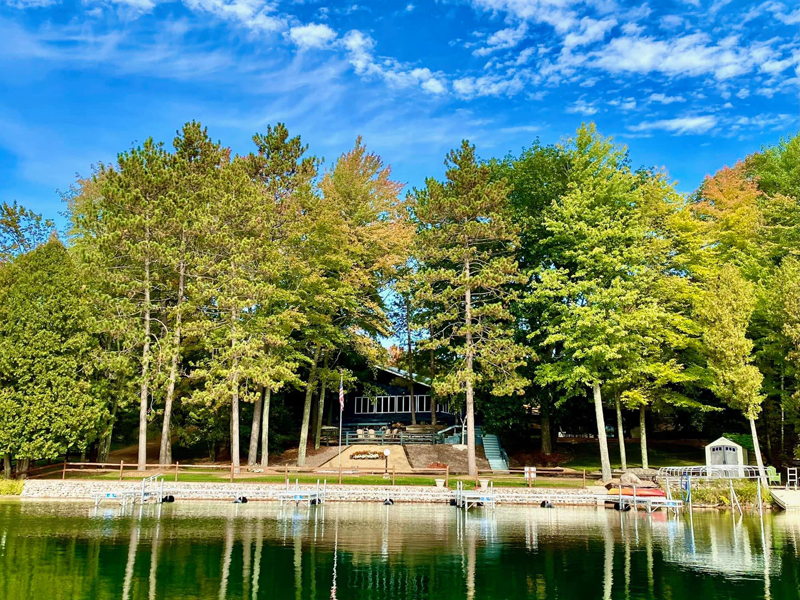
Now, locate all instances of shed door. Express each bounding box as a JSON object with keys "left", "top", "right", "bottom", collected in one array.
[{"left": 710, "top": 445, "right": 737, "bottom": 465}]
